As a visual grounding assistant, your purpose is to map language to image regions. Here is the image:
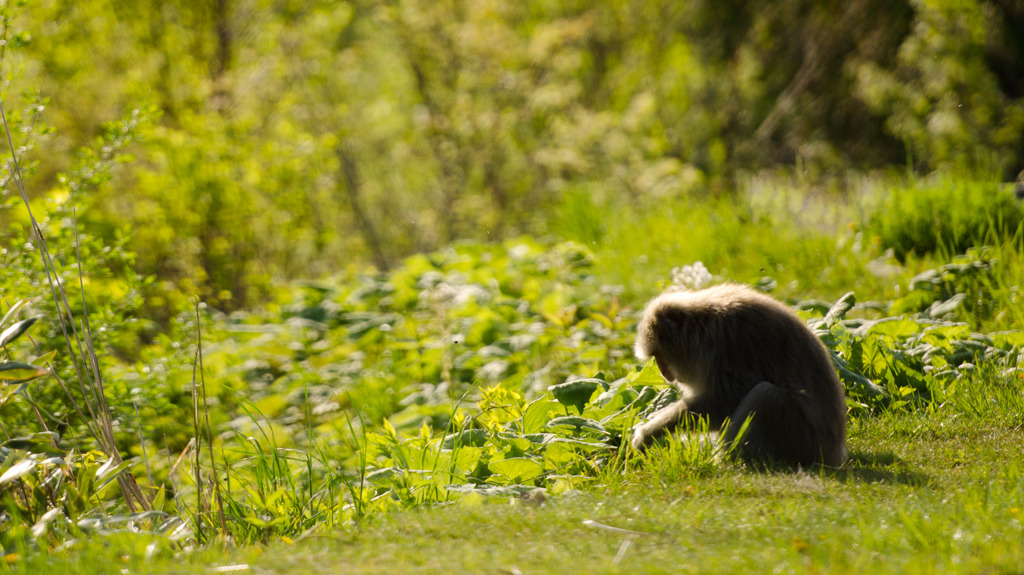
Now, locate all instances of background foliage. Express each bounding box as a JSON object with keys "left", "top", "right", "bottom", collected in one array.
[{"left": 1, "top": 0, "right": 1021, "bottom": 308}]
